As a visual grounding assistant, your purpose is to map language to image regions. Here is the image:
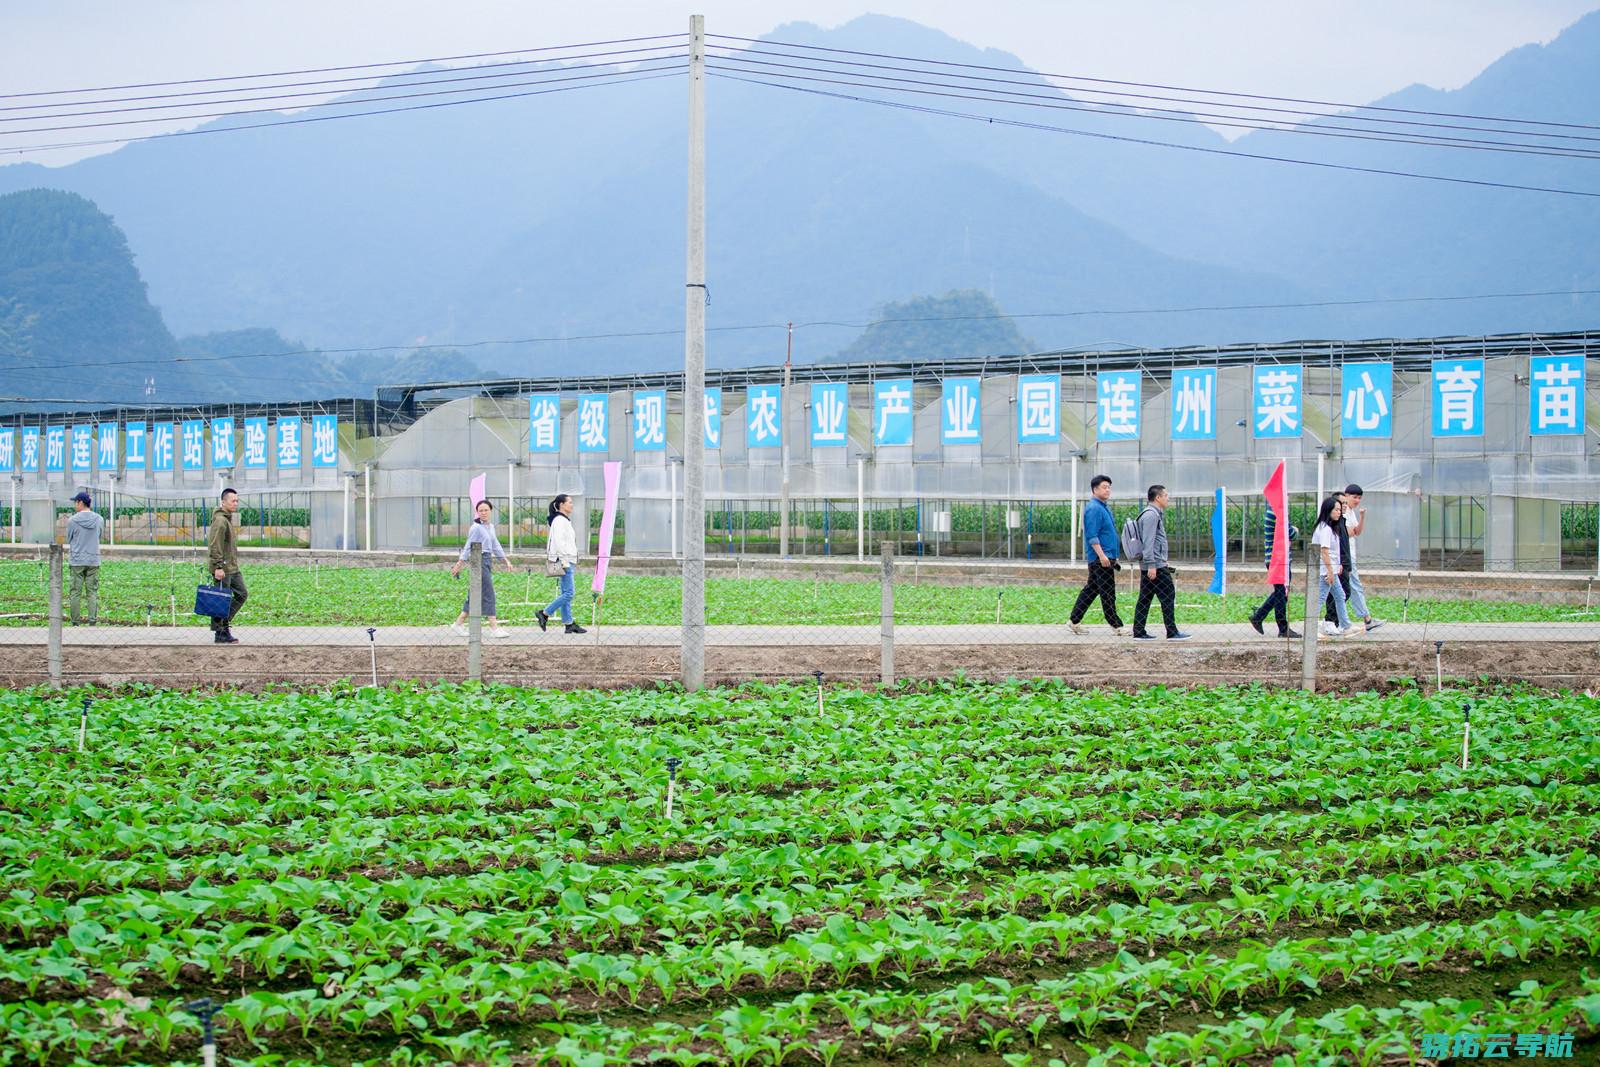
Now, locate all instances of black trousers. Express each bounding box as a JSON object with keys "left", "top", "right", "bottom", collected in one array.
[
  {"left": 1323, "top": 569, "right": 1352, "bottom": 623},
  {"left": 1252, "top": 584, "right": 1289, "bottom": 633},
  {"left": 1070, "top": 563, "right": 1123, "bottom": 628},
  {"left": 1133, "top": 567, "right": 1178, "bottom": 637},
  {"left": 209, "top": 570, "right": 248, "bottom": 632}
]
